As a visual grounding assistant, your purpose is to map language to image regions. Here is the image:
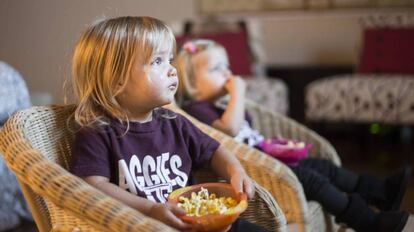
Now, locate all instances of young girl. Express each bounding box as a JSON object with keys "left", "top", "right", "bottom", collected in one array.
[
  {"left": 68, "top": 17, "right": 267, "bottom": 232},
  {"left": 175, "top": 39, "right": 412, "bottom": 232}
]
